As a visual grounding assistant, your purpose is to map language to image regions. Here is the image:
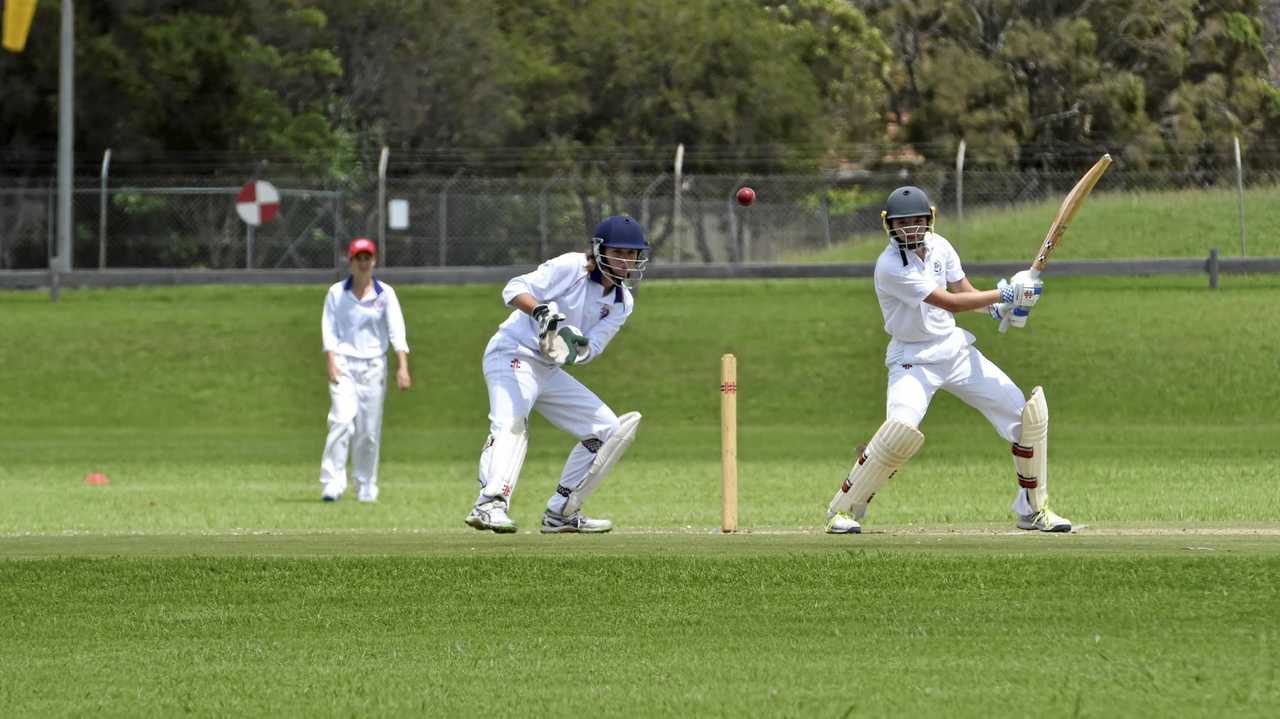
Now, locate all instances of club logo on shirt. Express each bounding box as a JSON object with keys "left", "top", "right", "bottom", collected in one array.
[
  {"left": 932, "top": 260, "right": 942, "bottom": 274},
  {"left": 600, "top": 305, "right": 611, "bottom": 319},
  {"left": 510, "top": 358, "right": 521, "bottom": 370}
]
